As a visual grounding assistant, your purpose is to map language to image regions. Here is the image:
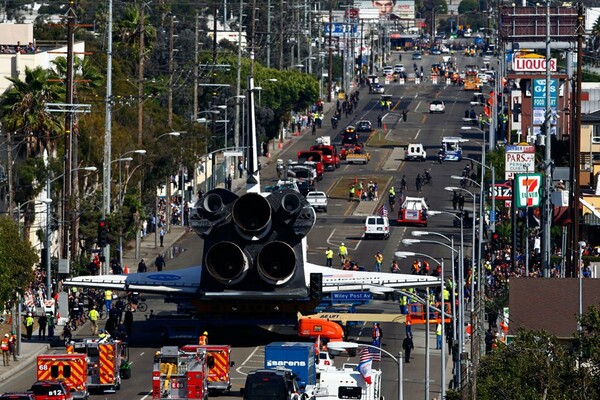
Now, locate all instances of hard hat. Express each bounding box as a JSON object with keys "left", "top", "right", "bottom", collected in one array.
[
  {"left": 203, "top": 331, "right": 208, "bottom": 335},
  {"left": 341, "top": 242, "right": 345, "bottom": 246},
  {"left": 4, "top": 333, "right": 8, "bottom": 337}
]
